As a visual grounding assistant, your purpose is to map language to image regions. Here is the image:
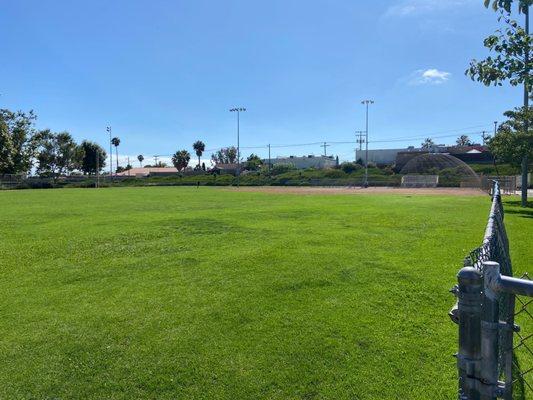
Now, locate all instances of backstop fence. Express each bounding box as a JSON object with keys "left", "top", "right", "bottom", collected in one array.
[{"left": 450, "top": 181, "right": 533, "bottom": 399}]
